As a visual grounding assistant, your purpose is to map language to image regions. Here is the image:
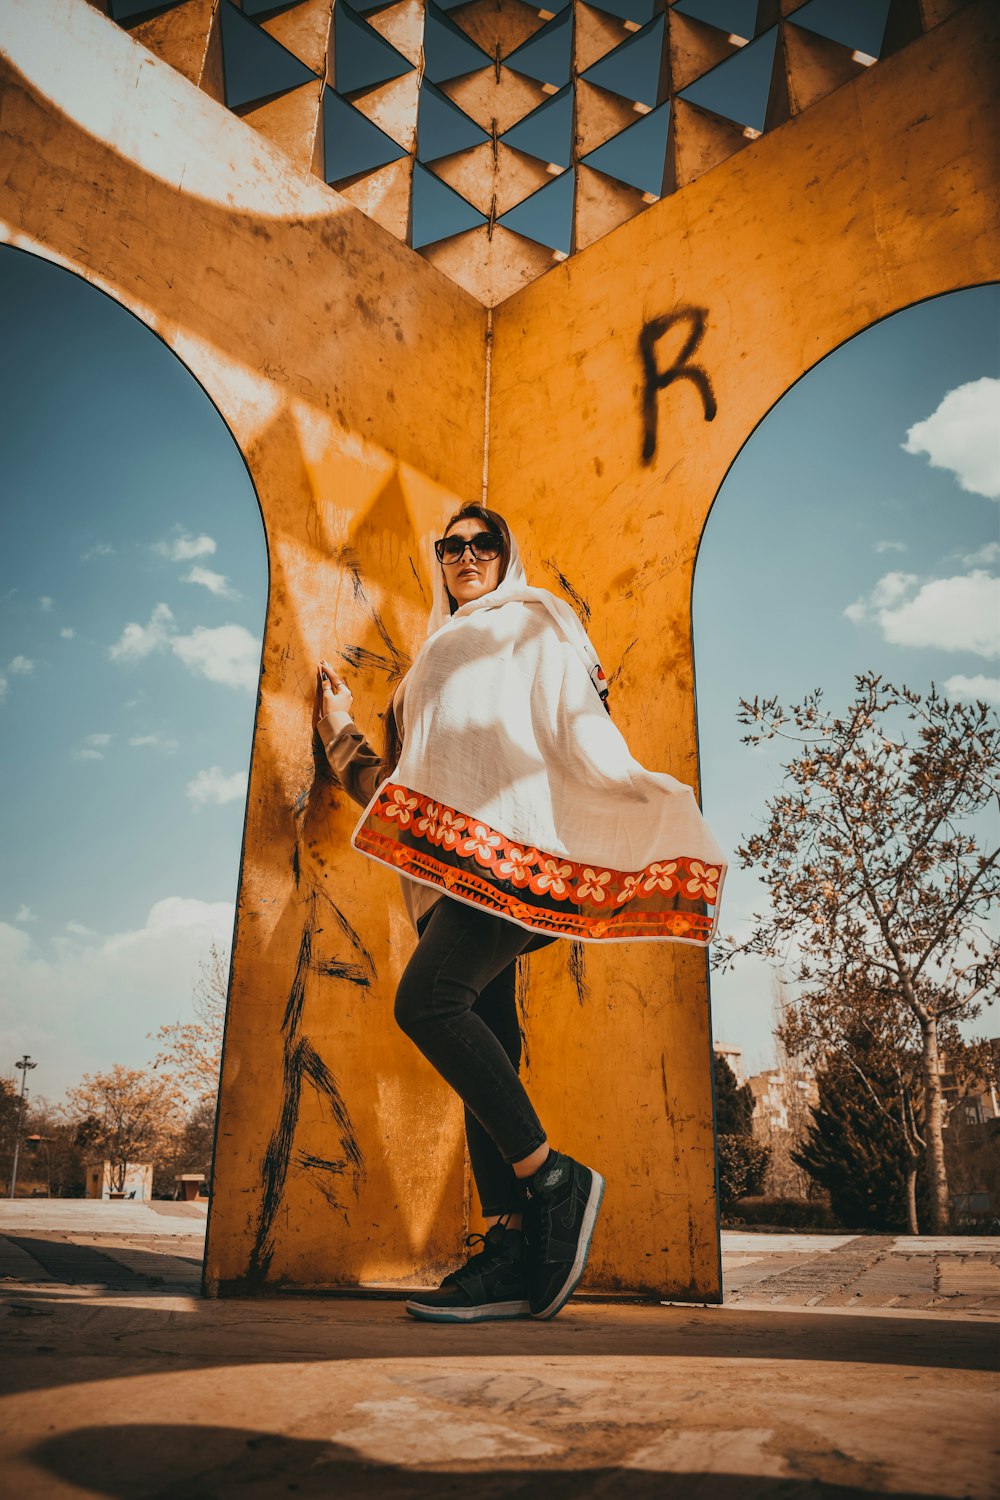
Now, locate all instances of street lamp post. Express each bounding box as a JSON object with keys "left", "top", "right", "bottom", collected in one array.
[{"left": 9, "top": 1054, "right": 37, "bottom": 1199}]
